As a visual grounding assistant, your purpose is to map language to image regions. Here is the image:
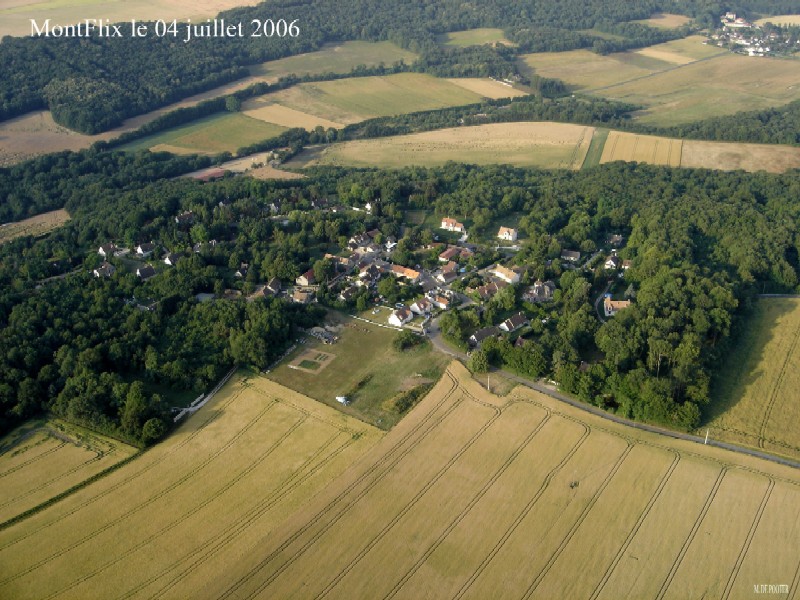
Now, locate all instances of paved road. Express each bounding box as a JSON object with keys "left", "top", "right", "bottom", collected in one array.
[{"left": 426, "top": 317, "right": 800, "bottom": 470}]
